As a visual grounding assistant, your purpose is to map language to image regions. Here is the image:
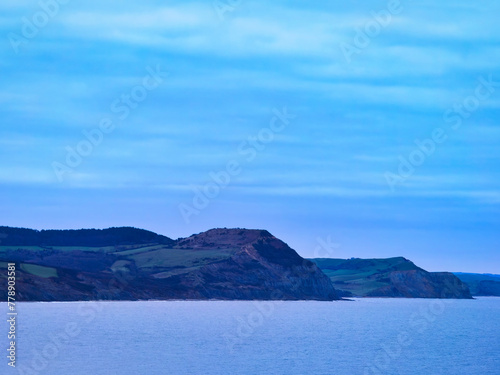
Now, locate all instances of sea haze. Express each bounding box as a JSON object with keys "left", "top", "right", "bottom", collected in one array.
[{"left": 2, "top": 298, "right": 498, "bottom": 375}]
